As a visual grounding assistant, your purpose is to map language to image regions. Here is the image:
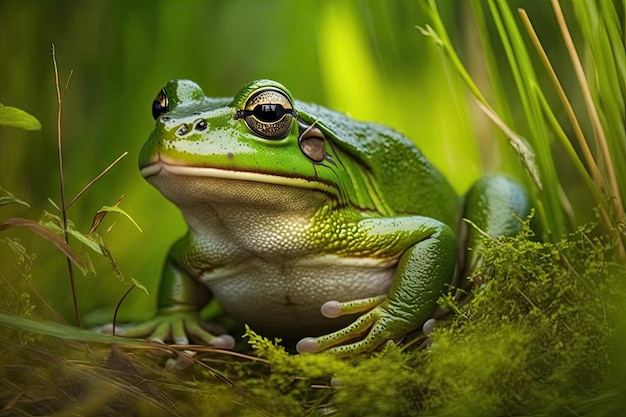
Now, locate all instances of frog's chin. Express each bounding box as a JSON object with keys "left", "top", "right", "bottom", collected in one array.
[{"left": 140, "top": 157, "right": 337, "bottom": 195}]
